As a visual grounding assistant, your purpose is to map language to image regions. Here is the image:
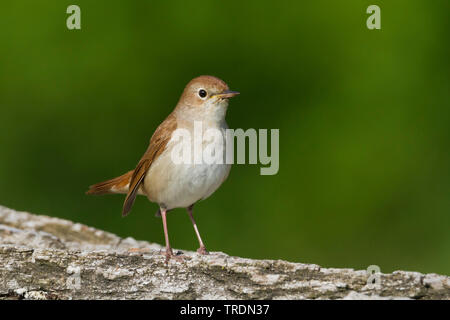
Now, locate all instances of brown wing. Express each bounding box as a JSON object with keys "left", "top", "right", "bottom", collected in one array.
[{"left": 122, "top": 113, "right": 177, "bottom": 216}]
